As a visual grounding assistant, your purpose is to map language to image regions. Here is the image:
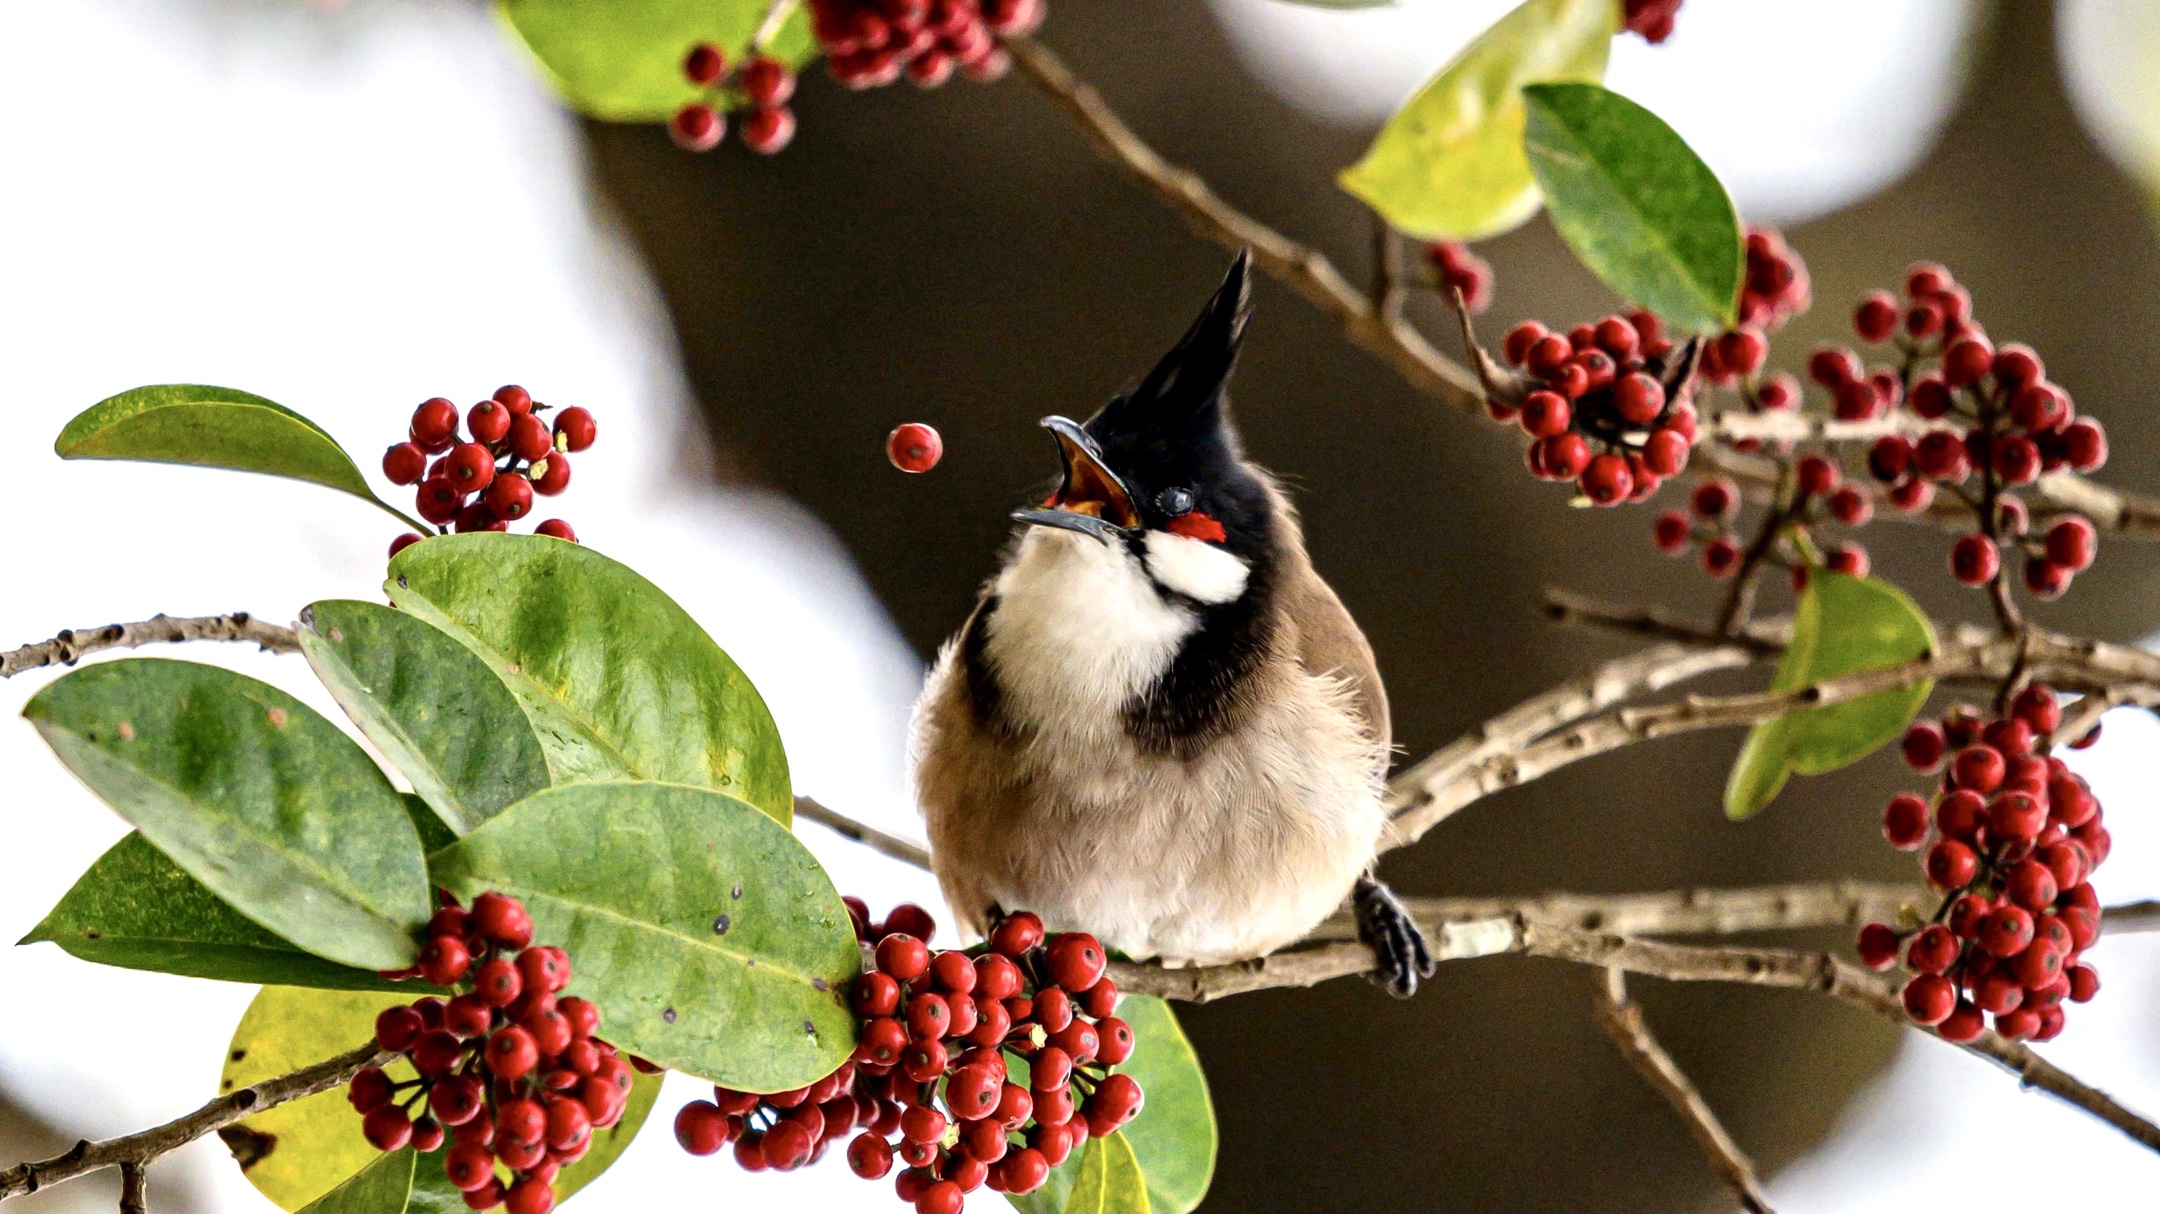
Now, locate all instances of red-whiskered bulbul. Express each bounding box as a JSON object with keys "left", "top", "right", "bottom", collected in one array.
[{"left": 913, "top": 251, "right": 1435, "bottom": 995}]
